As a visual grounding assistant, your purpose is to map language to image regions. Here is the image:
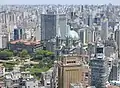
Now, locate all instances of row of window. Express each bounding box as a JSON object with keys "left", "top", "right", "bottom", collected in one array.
[{"left": 67, "top": 61, "right": 76, "bottom": 64}]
